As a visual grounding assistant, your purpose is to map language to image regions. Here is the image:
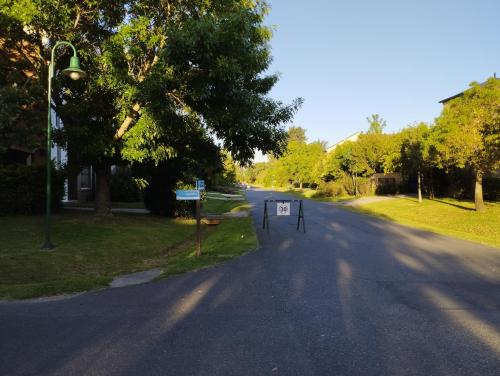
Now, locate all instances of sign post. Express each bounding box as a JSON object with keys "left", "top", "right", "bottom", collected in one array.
[
  {"left": 196, "top": 199, "right": 201, "bottom": 256},
  {"left": 176, "top": 189, "right": 202, "bottom": 255}
]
